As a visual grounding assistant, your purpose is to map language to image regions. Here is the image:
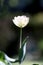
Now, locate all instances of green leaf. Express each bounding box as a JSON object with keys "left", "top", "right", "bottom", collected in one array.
[
  {"left": 0, "top": 51, "right": 11, "bottom": 65},
  {"left": 22, "top": 36, "right": 29, "bottom": 48},
  {"left": 0, "top": 51, "right": 5, "bottom": 61},
  {"left": 19, "top": 36, "right": 29, "bottom": 63}
]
